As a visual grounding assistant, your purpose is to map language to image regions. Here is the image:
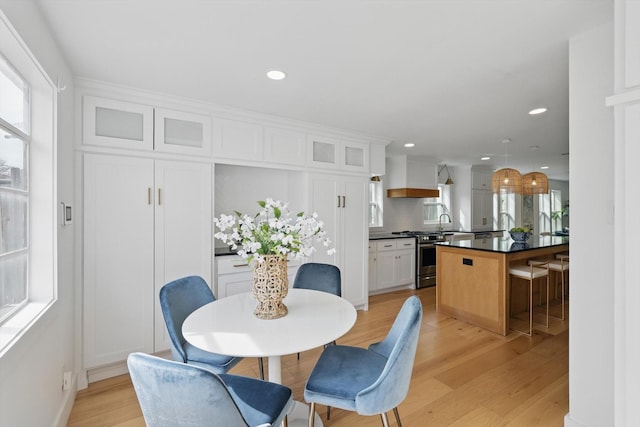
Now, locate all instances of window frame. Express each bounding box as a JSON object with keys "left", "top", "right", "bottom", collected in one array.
[
  {"left": 0, "top": 12, "right": 57, "bottom": 356},
  {"left": 423, "top": 184, "right": 451, "bottom": 225}
]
